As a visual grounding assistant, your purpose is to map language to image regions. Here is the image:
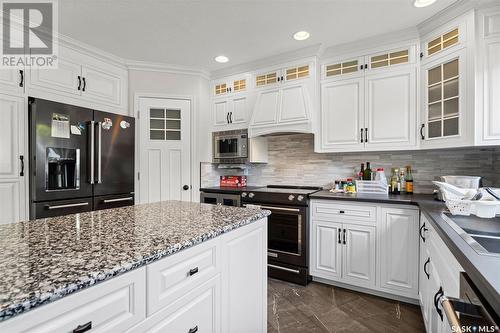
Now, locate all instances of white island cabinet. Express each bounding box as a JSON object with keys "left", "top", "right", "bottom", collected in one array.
[{"left": 0, "top": 218, "right": 268, "bottom": 333}]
